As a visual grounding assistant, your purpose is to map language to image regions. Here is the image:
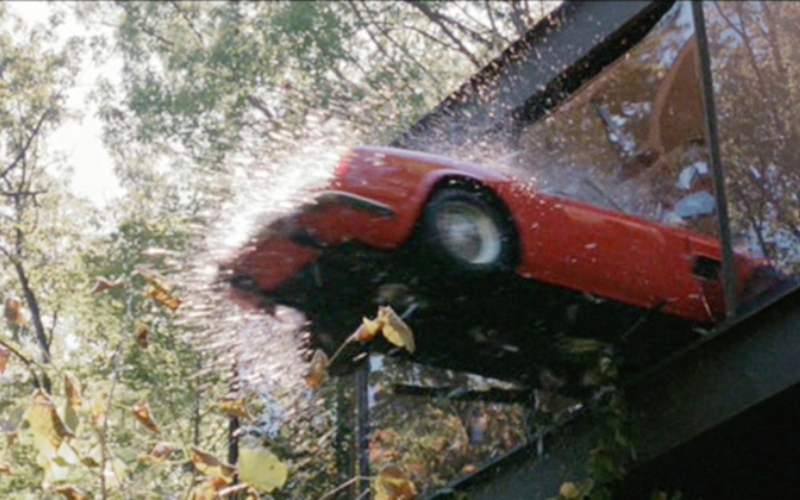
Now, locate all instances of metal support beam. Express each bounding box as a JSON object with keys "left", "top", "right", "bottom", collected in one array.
[
  {"left": 391, "top": 1, "right": 671, "bottom": 154},
  {"left": 692, "top": 1, "right": 739, "bottom": 318},
  {"left": 425, "top": 287, "right": 800, "bottom": 499}
]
